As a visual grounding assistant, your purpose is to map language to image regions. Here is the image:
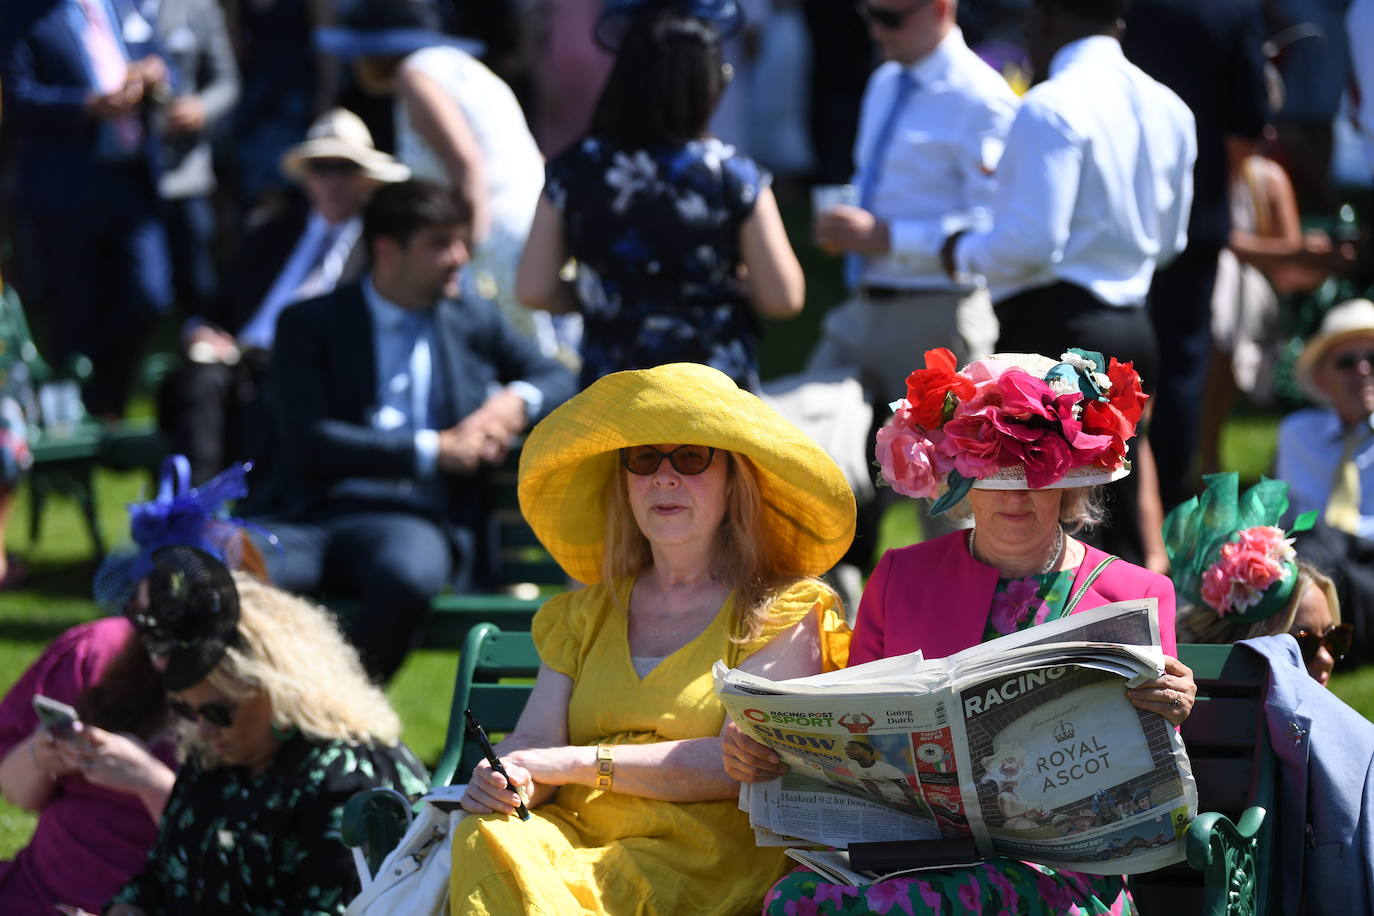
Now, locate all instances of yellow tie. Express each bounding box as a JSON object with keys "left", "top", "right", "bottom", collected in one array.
[{"left": 1325, "top": 428, "right": 1364, "bottom": 534}]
